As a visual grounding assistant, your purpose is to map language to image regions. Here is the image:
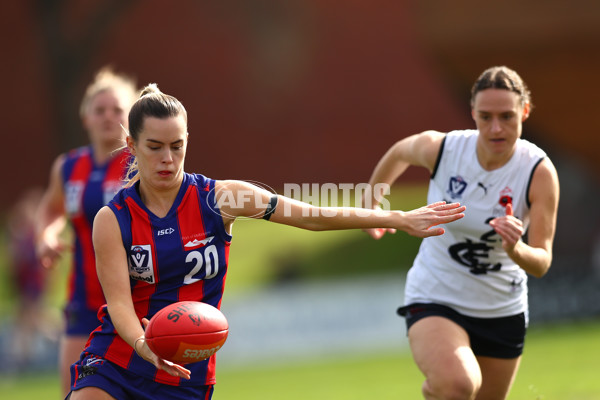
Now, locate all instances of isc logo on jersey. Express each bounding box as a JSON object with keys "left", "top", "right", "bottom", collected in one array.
[{"left": 129, "top": 245, "right": 156, "bottom": 283}]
